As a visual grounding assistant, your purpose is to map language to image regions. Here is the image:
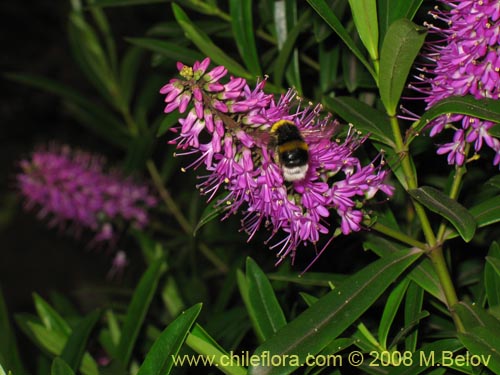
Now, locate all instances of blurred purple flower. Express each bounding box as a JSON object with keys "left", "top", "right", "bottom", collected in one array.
[
  {"left": 17, "top": 145, "right": 157, "bottom": 246},
  {"left": 414, "top": 0, "right": 500, "bottom": 166},
  {"left": 161, "top": 58, "right": 393, "bottom": 265}
]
